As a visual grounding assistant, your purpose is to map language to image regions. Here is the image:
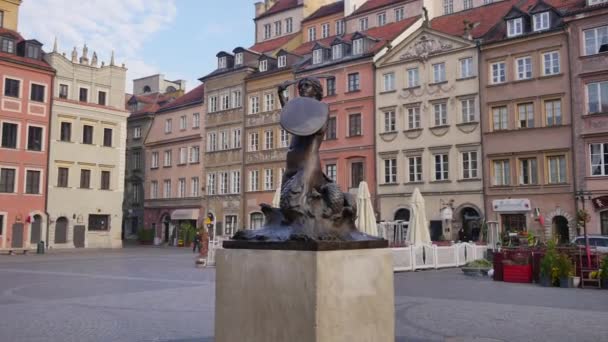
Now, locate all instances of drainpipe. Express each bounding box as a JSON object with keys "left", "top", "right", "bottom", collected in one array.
[
  {"left": 475, "top": 40, "right": 489, "bottom": 224},
  {"left": 44, "top": 72, "right": 56, "bottom": 248},
  {"left": 565, "top": 25, "right": 578, "bottom": 228}
]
